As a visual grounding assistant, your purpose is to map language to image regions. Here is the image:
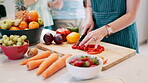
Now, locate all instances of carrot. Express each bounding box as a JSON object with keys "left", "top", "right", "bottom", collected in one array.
[
  {"left": 36, "top": 53, "right": 59, "bottom": 75},
  {"left": 42, "top": 54, "right": 72, "bottom": 79},
  {"left": 103, "top": 59, "right": 108, "bottom": 65},
  {"left": 26, "top": 58, "right": 46, "bottom": 70},
  {"left": 20, "top": 51, "right": 51, "bottom": 65}
]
